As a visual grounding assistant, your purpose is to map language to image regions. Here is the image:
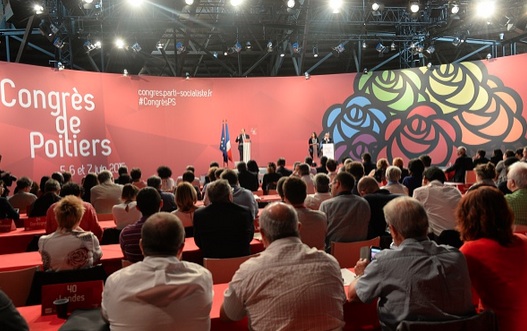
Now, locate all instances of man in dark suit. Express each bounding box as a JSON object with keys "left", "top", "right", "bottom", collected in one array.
[
  {"left": 445, "top": 146, "right": 474, "bottom": 183},
  {"left": 193, "top": 179, "right": 254, "bottom": 258},
  {"left": 276, "top": 157, "right": 292, "bottom": 177},
  {"left": 357, "top": 176, "right": 399, "bottom": 241},
  {"left": 235, "top": 128, "right": 250, "bottom": 161},
  {"left": 236, "top": 162, "right": 259, "bottom": 192}
]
